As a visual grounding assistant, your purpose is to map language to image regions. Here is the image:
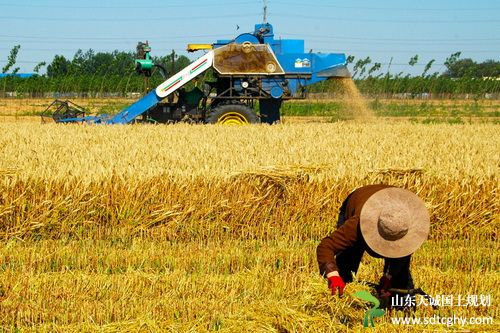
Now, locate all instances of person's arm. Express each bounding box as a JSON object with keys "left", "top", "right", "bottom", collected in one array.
[{"left": 316, "top": 216, "right": 360, "bottom": 277}]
